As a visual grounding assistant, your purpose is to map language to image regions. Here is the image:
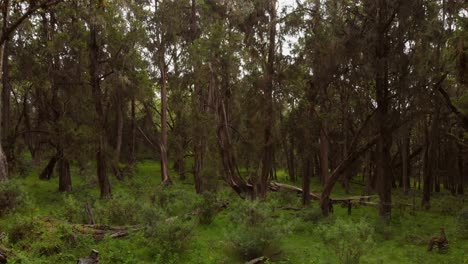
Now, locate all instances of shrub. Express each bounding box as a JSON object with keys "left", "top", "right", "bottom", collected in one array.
[
  {"left": 0, "top": 181, "right": 28, "bottom": 216},
  {"left": 225, "top": 200, "right": 286, "bottom": 260},
  {"left": 95, "top": 195, "right": 142, "bottom": 225},
  {"left": 317, "top": 218, "right": 375, "bottom": 264},
  {"left": 300, "top": 208, "right": 324, "bottom": 224},
  {"left": 456, "top": 207, "right": 468, "bottom": 239},
  {"left": 141, "top": 206, "right": 194, "bottom": 263},
  {"left": 62, "top": 195, "right": 84, "bottom": 223},
  {"left": 196, "top": 192, "right": 219, "bottom": 225},
  {"left": 8, "top": 217, "right": 40, "bottom": 245}
]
